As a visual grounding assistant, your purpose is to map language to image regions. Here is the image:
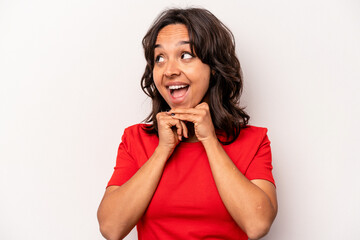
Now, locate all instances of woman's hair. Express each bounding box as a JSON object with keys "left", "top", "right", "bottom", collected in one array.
[{"left": 141, "top": 7, "right": 249, "bottom": 144}]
